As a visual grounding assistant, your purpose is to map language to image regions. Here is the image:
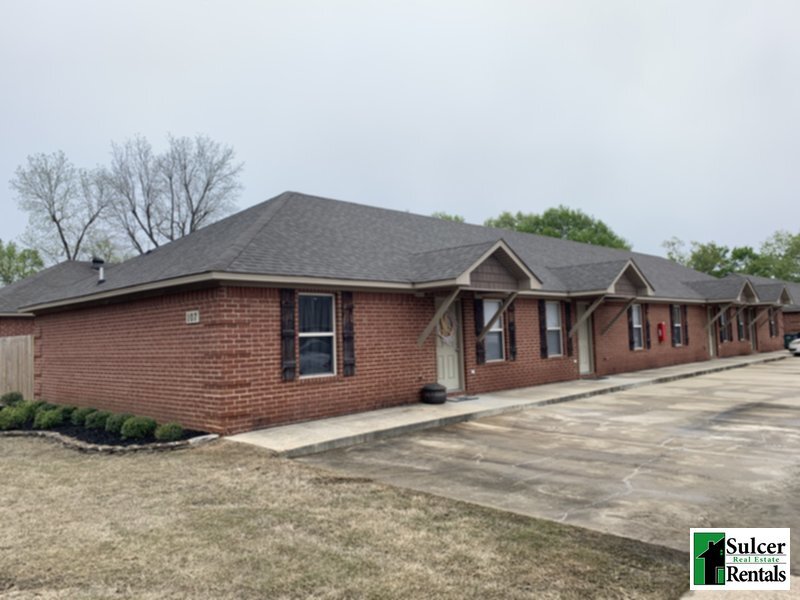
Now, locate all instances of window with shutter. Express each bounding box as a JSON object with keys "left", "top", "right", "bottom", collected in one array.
[
  {"left": 538, "top": 299, "right": 548, "bottom": 358},
  {"left": 682, "top": 305, "right": 689, "bottom": 345},
  {"left": 298, "top": 293, "right": 336, "bottom": 377},
  {"left": 545, "top": 301, "right": 563, "bottom": 357},
  {"left": 671, "top": 305, "right": 682, "bottom": 347},
  {"left": 564, "top": 302, "right": 573, "bottom": 357},
  {"left": 645, "top": 304, "right": 651, "bottom": 349},
  {"left": 483, "top": 299, "right": 505, "bottom": 362},
  {"left": 629, "top": 304, "right": 644, "bottom": 350}
]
